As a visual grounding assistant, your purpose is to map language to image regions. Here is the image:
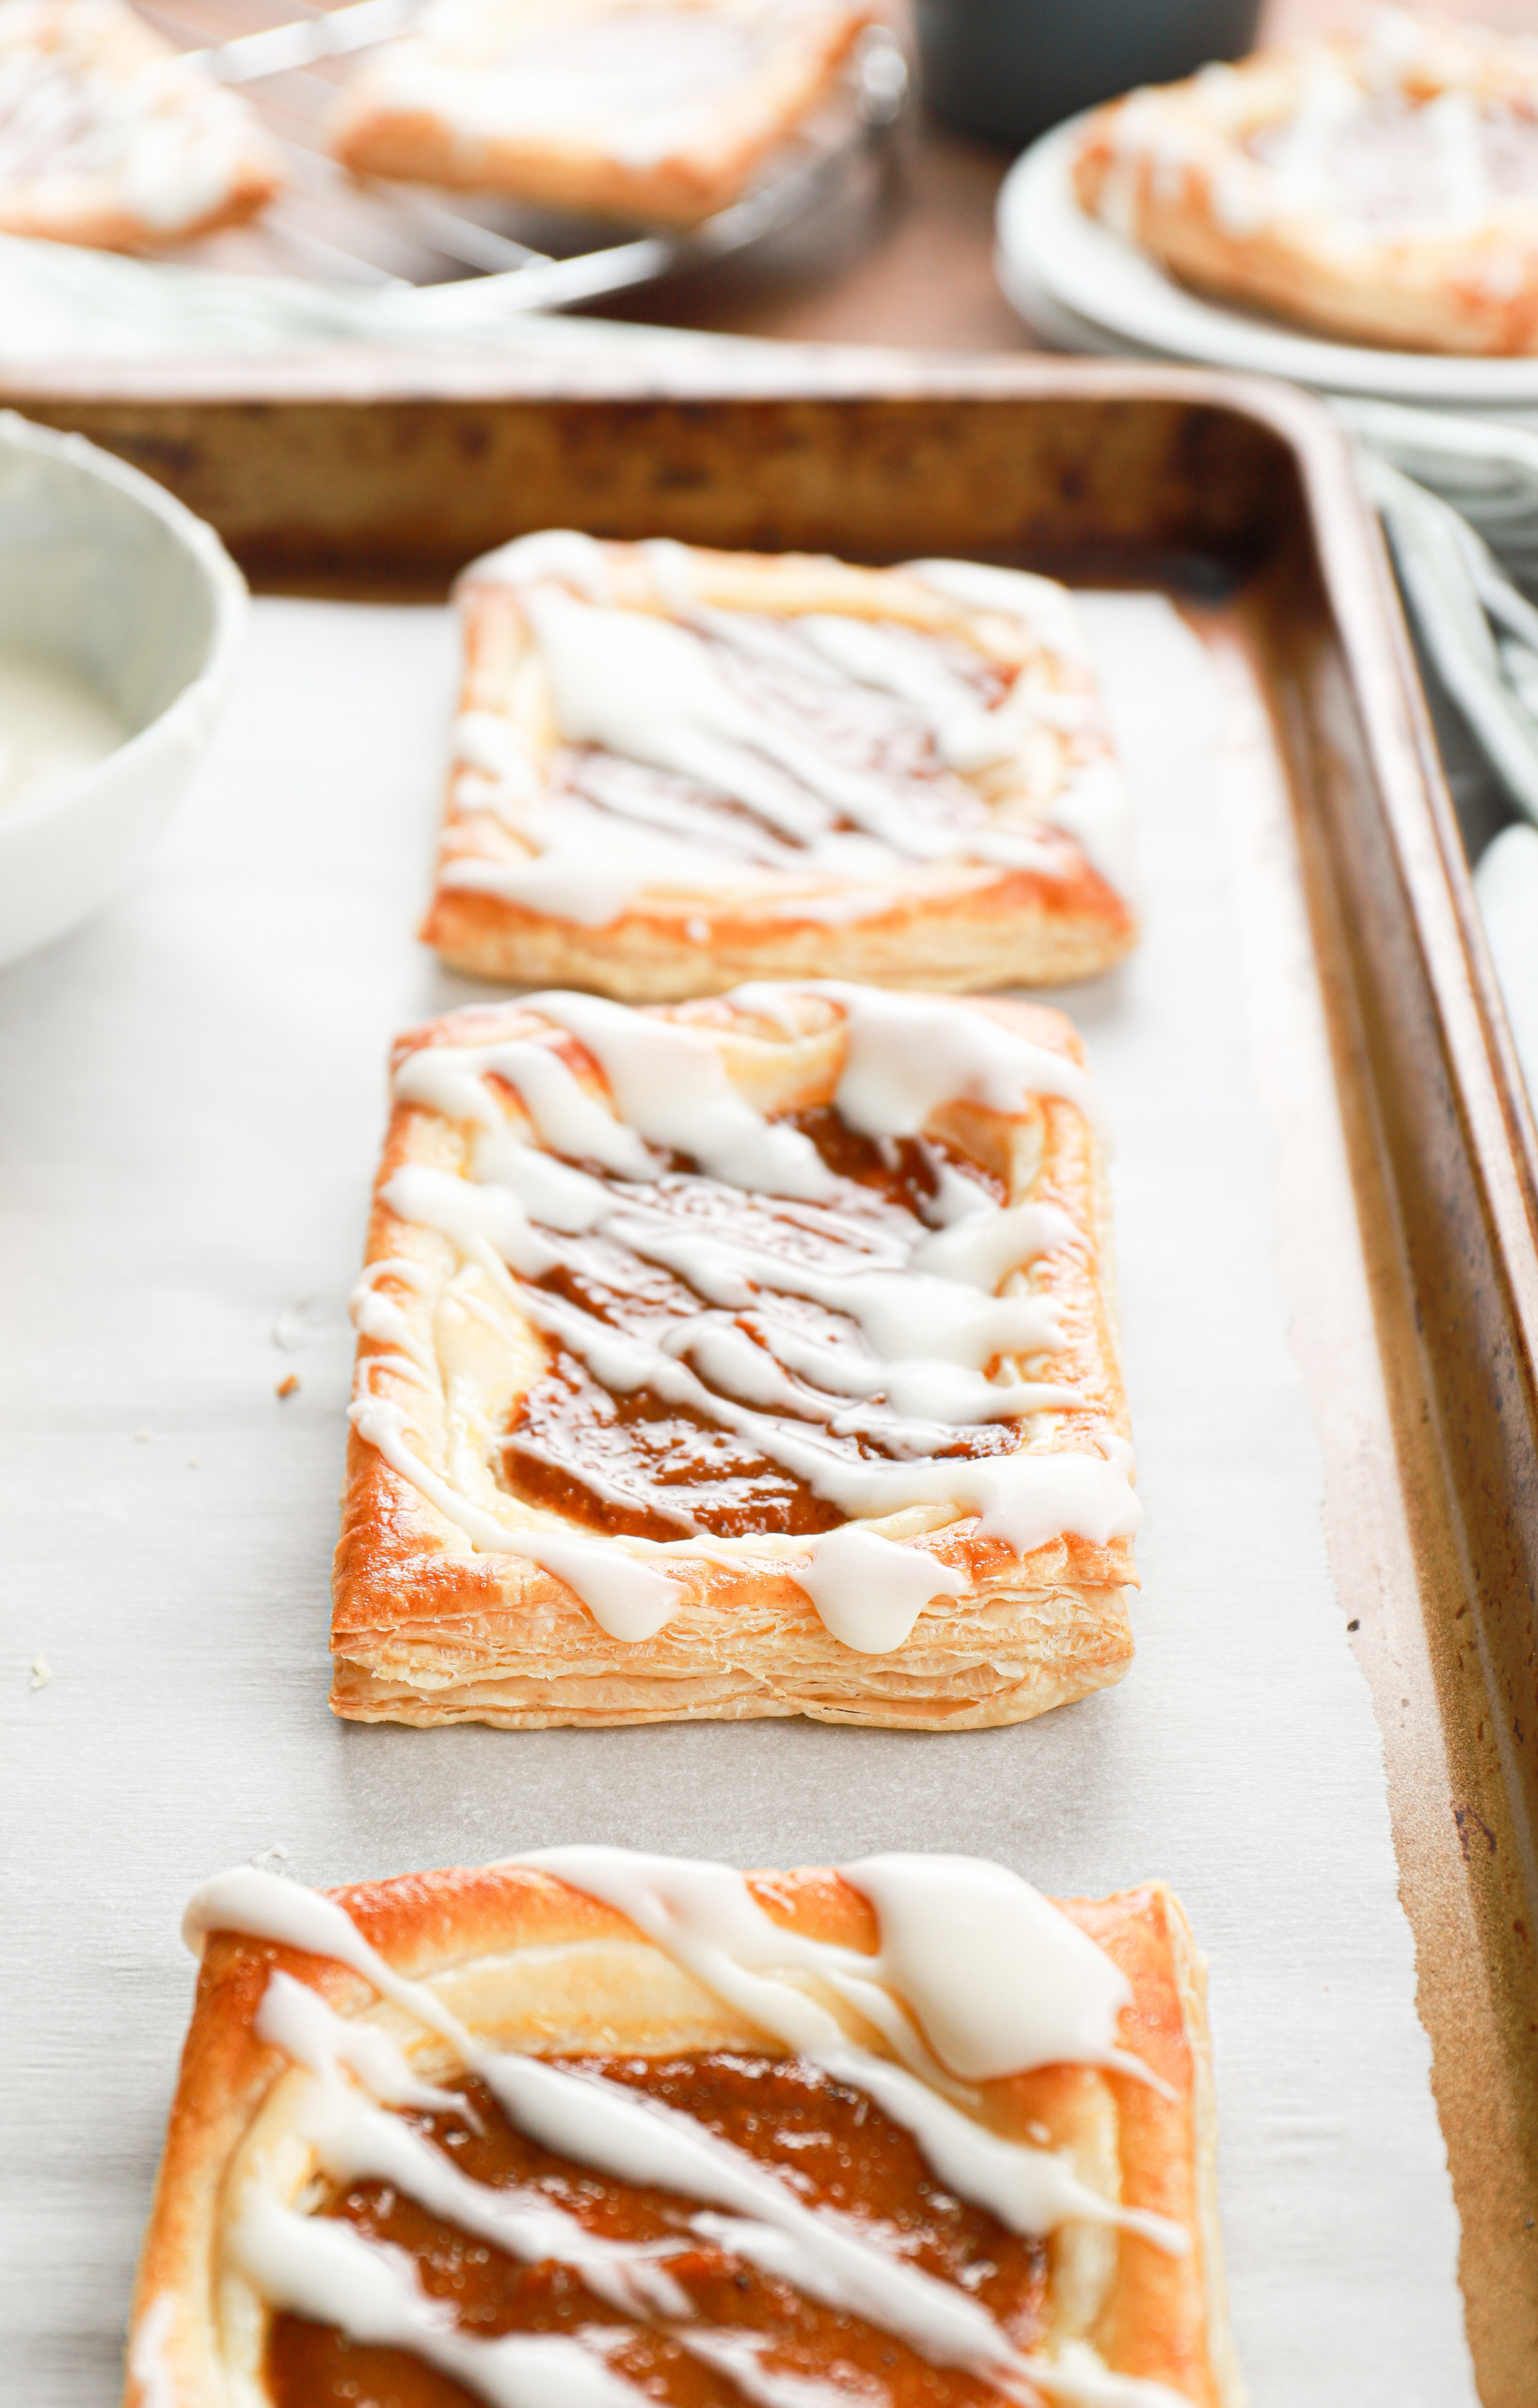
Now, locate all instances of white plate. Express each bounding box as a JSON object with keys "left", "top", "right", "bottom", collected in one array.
[{"left": 996, "top": 115, "right": 1538, "bottom": 420}]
